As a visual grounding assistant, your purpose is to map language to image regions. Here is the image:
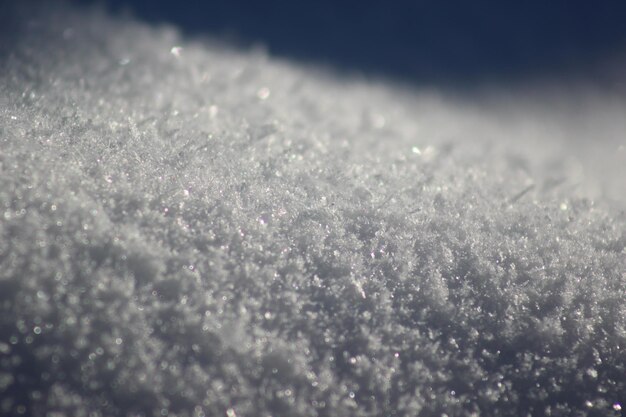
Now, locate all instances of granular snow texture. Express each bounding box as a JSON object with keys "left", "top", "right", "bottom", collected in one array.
[{"left": 1, "top": 3, "right": 626, "bottom": 417}]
